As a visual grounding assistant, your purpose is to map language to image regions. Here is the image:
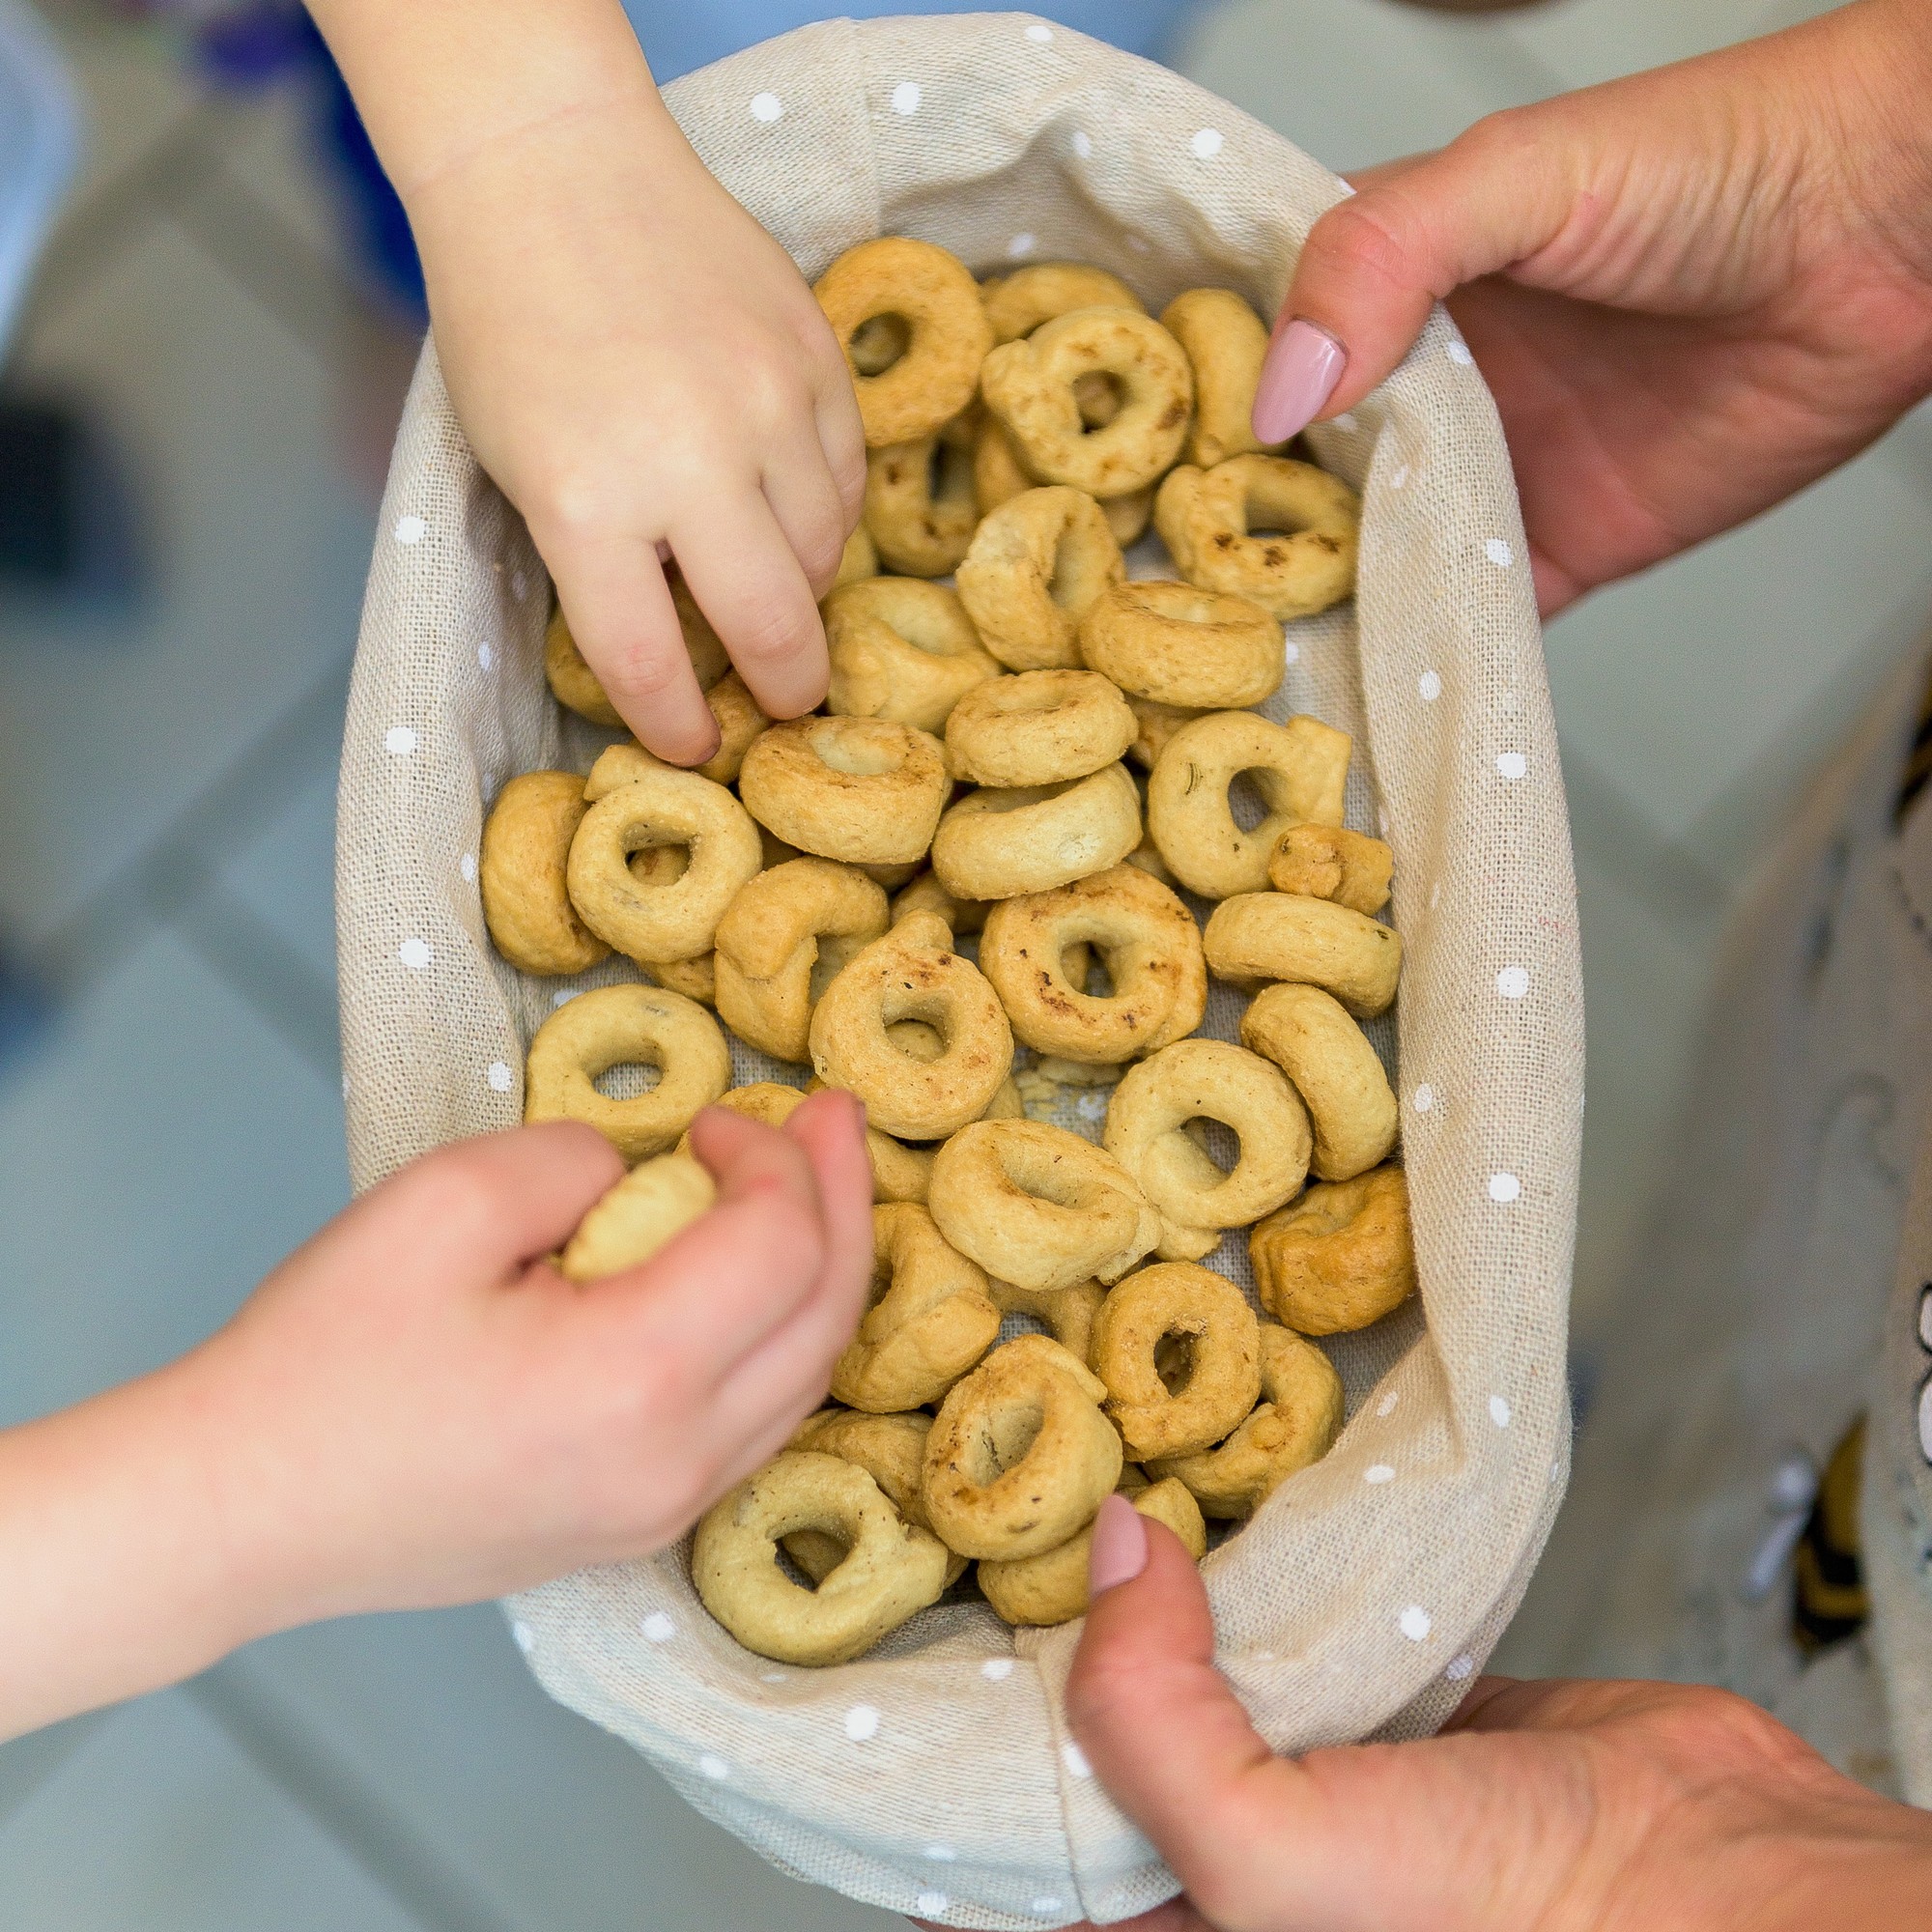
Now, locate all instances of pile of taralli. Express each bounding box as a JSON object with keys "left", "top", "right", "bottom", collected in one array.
[{"left": 481, "top": 238, "right": 1414, "bottom": 1667}]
